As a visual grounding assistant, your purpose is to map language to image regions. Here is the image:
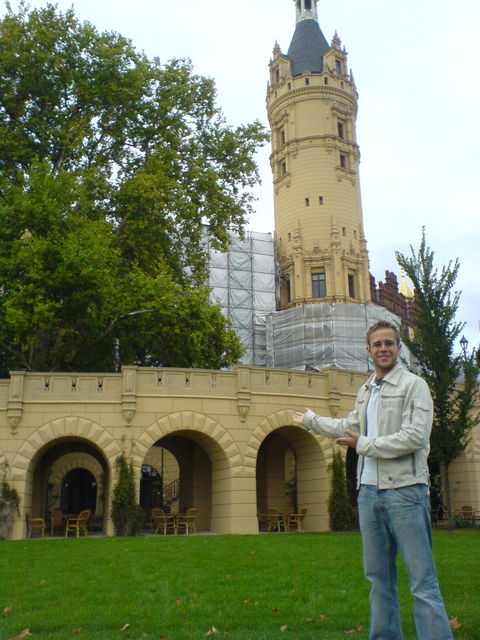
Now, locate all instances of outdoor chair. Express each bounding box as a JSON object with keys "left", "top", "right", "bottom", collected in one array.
[
  {"left": 257, "top": 510, "right": 269, "bottom": 532},
  {"left": 176, "top": 508, "right": 198, "bottom": 535},
  {"left": 26, "top": 513, "right": 46, "bottom": 538},
  {"left": 151, "top": 508, "right": 176, "bottom": 536},
  {"left": 266, "top": 508, "right": 282, "bottom": 533},
  {"left": 50, "top": 508, "right": 65, "bottom": 535},
  {"left": 280, "top": 507, "right": 294, "bottom": 531},
  {"left": 65, "top": 509, "right": 91, "bottom": 538},
  {"left": 287, "top": 507, "right": 308, "bottom": 531}
]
